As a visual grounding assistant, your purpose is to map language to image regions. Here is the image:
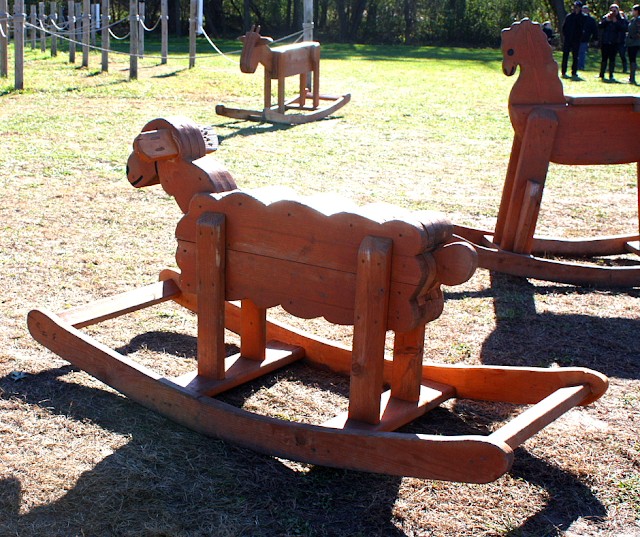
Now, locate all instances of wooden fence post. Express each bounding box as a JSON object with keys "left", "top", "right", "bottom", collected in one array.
[
  {"left": 129, "top": 0, "right": 137, "bottom": 79},
  {"left": 68, "top": 0, "right": 75, "bottom": 62},
  {"left": 50, "top": 1, "right": 57, "bottom": 56},
  {"left": 303, "top": 0, "right": 313, "bottom": 89},
  {"left": 188, "top": 0, "right": 195, "bottom": 68},
  {"left": 30, "top": 5, "right": 36, "bottom": 49},
  {"left": 81, "top": 0, "right": 88, "bottom": 67},
  {"left": 160, "top": 0, "right": 167, "bottom": 64},
  {"left": 75, "top": 3, "right": 80, "bottom": 42},
  {"left": 138, "top": 0, "right": 143, "bottom": 58},
  {"left": 15, "top": 0, "right": 24, "bottom": 89},
  {"left": 0, "top": 0, "right": 8, "bottom": 77},
  {"left": 38, "top": 2, "right": 45, "bottom": 53},
  {"left": 90, "top": 3, "right": 96, "bottom": 46},
  {"left": 101, "top": 0, "right": 108, "bottom": 71}
]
